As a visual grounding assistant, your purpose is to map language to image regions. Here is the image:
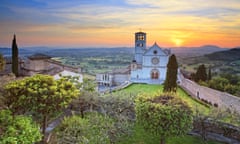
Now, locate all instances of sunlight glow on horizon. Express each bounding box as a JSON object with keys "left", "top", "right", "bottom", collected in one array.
[{"left": 0, "top": 0, "right": 240, "bottom": 48}]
